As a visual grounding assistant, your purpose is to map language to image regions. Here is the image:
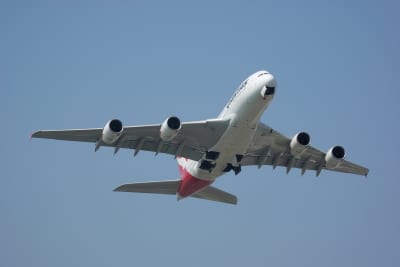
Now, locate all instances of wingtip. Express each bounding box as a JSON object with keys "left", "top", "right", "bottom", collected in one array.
[
  {"left": 364, "top": 168, "right": 370, "bottom": 179},
  {"left": 113, "top": 185, "right": 124, "bottom": 192},
  {"left": 30, "top": 131, "right": 40, "bottom": 140},
  {"left": 231, "top": 196, "right": 238, "bottom": 205},
  {"left": 29, "top": 132, "right": 36, "bottom": 141}
]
